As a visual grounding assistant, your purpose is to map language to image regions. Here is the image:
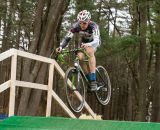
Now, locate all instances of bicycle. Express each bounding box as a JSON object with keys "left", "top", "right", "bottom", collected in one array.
[{"left": 54, "top": 48, "right": 111, "bottom": 113}]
